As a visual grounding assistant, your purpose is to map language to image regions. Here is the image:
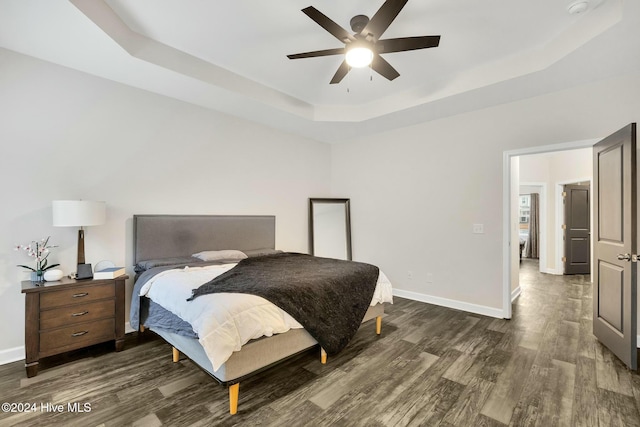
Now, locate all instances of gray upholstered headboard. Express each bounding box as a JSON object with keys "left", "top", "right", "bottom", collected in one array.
[{"left": 133, "top": 215, "right": 276, "bottom": 264}]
